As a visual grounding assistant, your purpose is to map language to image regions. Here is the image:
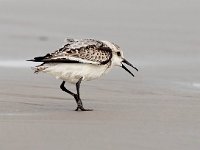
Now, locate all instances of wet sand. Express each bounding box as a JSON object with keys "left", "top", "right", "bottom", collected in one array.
[
  {"left": 1, "top": 0, "right": 200, "bottom": 150},
  {"left": 0, "top": 63, "right": 200, "bottom": 150}
]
